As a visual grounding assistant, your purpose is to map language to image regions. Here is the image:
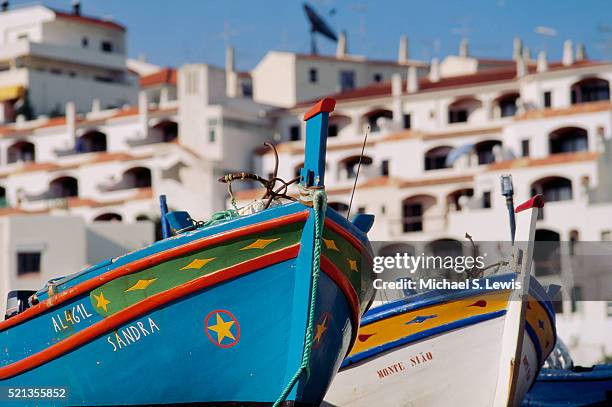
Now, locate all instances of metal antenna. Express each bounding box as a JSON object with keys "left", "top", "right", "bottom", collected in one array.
[
  {"left": 346, "top": 125, "right": 370, "bottom": 220},
  {"left": 500, "top": 174, "right": 516, "bottom": 243}
]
